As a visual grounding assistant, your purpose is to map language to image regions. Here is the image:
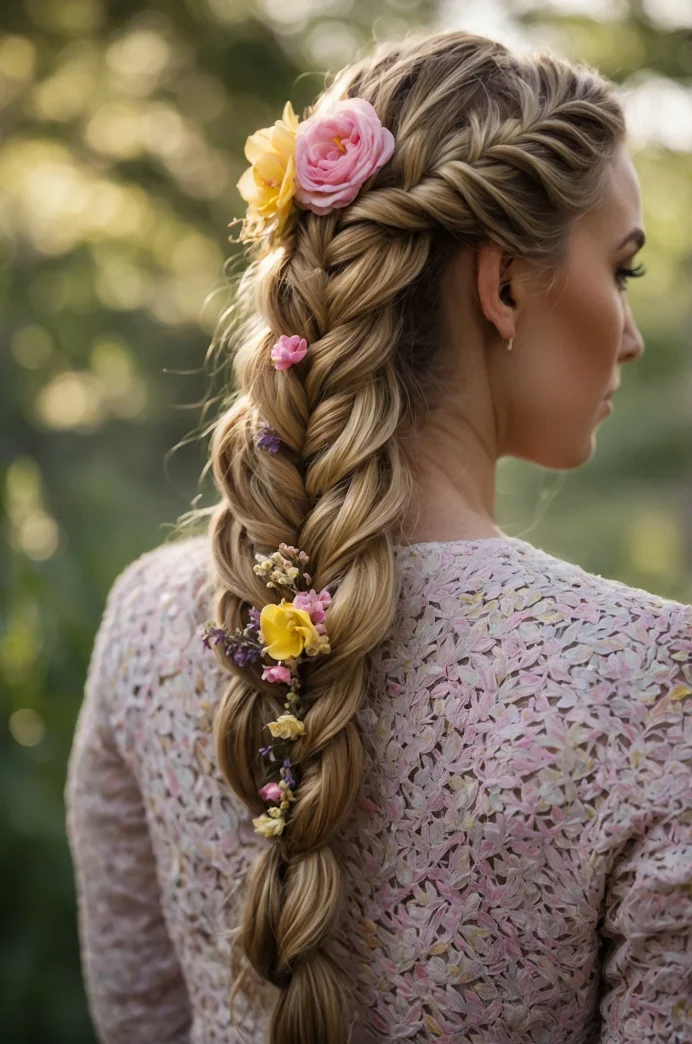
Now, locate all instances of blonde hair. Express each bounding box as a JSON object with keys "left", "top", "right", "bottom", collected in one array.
[{"left": 192, "top": 27, "right": 626, "bottom": 1044}]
